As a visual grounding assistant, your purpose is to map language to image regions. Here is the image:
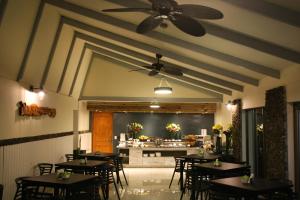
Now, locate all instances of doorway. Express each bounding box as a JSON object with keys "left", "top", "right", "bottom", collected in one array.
[
  {"left": 294, "top": 103, "right": 300, "bottom": 193},
  {"left": 92, "top": 112, "right": 113, "bottom": 153},
  {"left": 243, "top": 107, "right": 264, "bottom": 177}
]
